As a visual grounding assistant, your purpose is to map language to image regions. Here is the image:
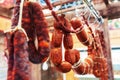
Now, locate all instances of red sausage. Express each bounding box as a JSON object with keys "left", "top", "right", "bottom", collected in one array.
[
  {"left": 13, "top": 29, "right": 30, "bottom": 80},
  {"left": 27, "top": 2, "right": 50, "bottom": 64},
  {"left": 70, "top": 17, "right": 90, "bottom": 46}
]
